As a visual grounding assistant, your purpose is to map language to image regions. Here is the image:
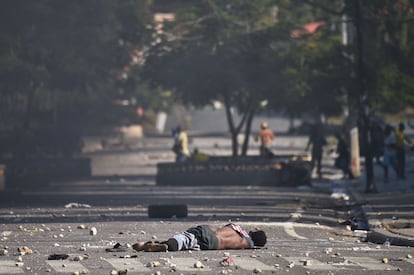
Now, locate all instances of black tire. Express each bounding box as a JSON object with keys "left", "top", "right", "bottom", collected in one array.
[{"left": 148, "top": 204, "right": 188, "bottom": 218}]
